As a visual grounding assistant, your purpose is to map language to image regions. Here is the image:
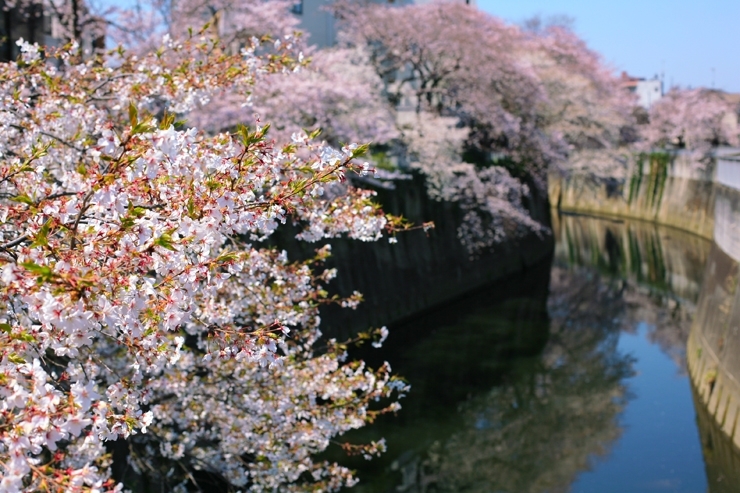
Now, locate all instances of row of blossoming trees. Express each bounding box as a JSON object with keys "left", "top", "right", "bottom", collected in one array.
[
  {"left": 1, "top": 0, "right": 739, "bottom": 491},
  {"left": 248, "top": 0, "right": 738, "bottom": 251}
]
